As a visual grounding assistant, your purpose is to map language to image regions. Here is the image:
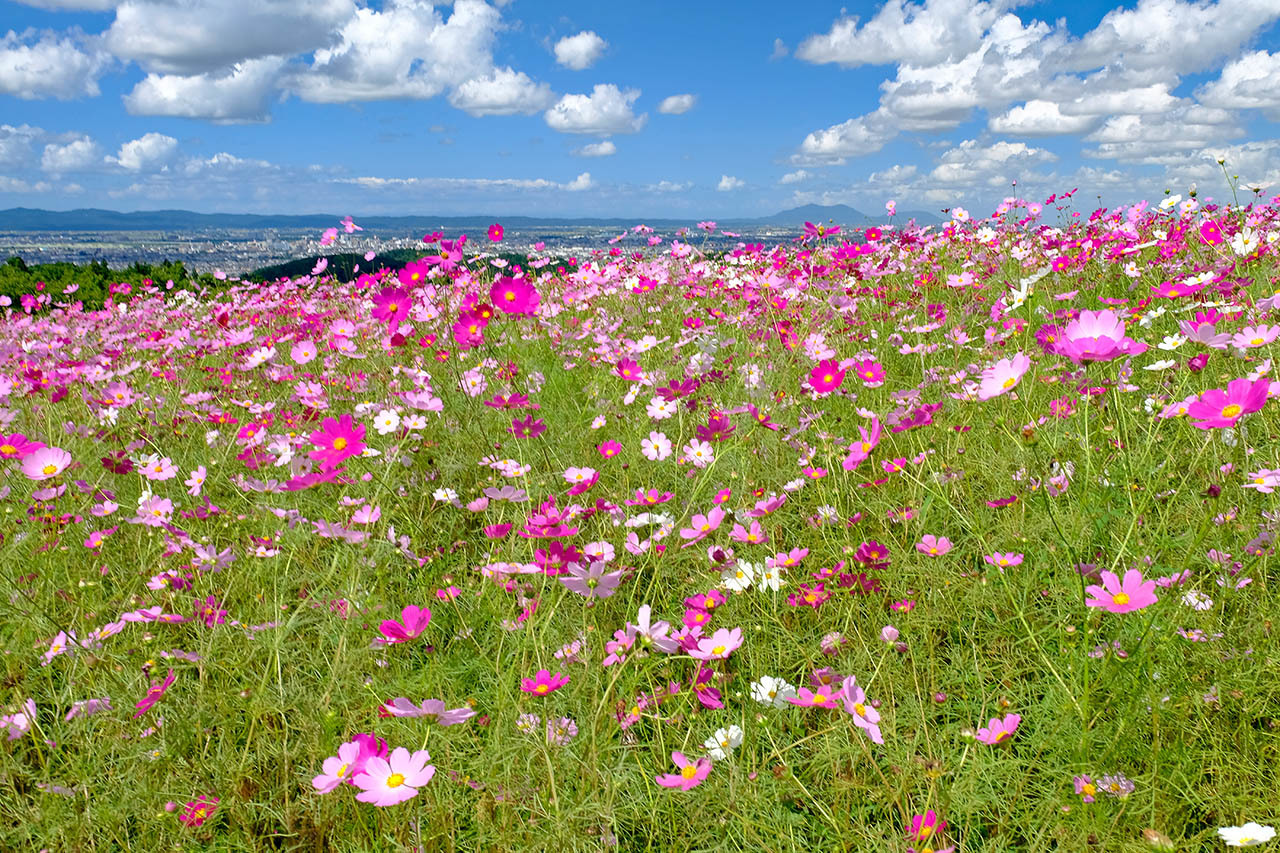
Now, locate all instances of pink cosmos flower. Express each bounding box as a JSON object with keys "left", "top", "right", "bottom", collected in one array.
[
  {"left": 655, "top": 751, "right": 711, "bottom": 790},
  {"left": 984, "top": 552, "right": 1024, "bottom": 568},
  {"left": 371, "top": 286, "right": 412, "bottom": 328},
  {"left": 974, "top": 713, "right": 1021, "bottom": 745},
  {"left": 521, "top": 669, "right": 569, "bottom": 696},
  {"left": 1232, "top": 325, "right": 1280, "bottom": 350},
  {"left": 842, "top": 419, "right": 882, "bottom": 471},
  {"left": 680, "top": 506, "right": 726, "bottom": 547},
  {"left": 381, "top": 698, "right": 475, "bottom": 725},
  {"left": 352, "top": 747, "right": 435, "bottom": 806},
  {"left": 977, "top": 353, "right": 1030, "bottom": 400},
  {"left": 808, "top": 359, "right": 846, "bottom": 393},
  {"left": 490, "top": 276, "right": 539, "bottom": 315},
  {"left": 21, "top": 446, "right": 72, "bottom": 480},
  {"left": 291, "top": 341, "right": 317, "bottom": 364},
  {"left": 909, "top": 810, "right": 947, "bottom": 845},
  {"left": 841, "top": 678, "right": 884, "bottom": 744},
  {"left": 313, "top": 740, "right": 365, "bottom": 792},
  {"left": 916, "top": 535, "right": 952, "bottom": 557},
  {"left": 1186, "top": 376, "right": 1271, "bottom": 429},
  {"left": 1056, "top": 310, "right": 1147, "bottom": 362},
  {"left": 308, "top": 414, "right": 365, "bottom": 468},
  {"left": 786, "top": 687, "right": 841, "bottom": 709},
  {"left": 0, "top": 432, "right": 44, "bottom": 460},
  {"left": 178, "top": 794, "right": 219, "bottom": 827},
  {"left": 379, "top": 605, "right": 432, "bottom": 643},
  {"left": 1084, "top": 568, "right": 1159, "bottom": 614},
  {"left": 488, "top": 223, "right": 504, "bottom": 242},
  {"left": 133, "top": 668, "right": 176, "bottom": 718},
  {"left": 689, "top": 627, "right": 743, "bottom": 661}
]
